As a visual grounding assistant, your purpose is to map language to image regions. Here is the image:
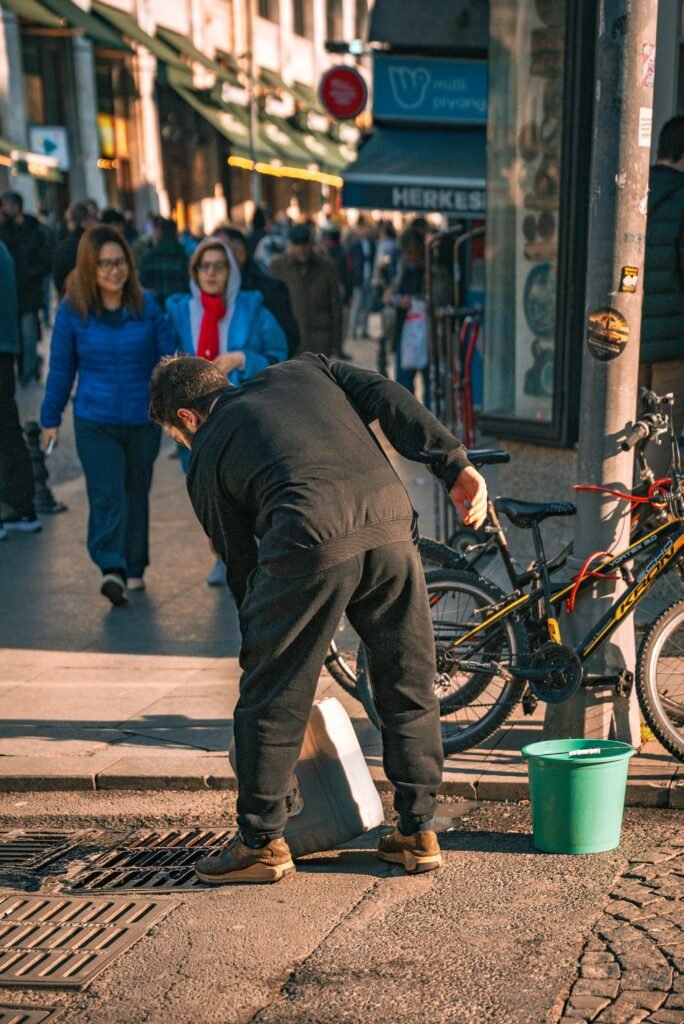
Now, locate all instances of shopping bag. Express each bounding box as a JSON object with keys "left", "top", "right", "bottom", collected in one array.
[{"left": 399, "top": 298, "right": 429, "bottom": 370}]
